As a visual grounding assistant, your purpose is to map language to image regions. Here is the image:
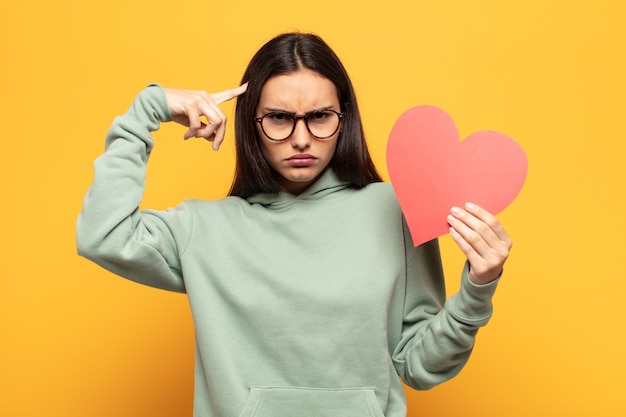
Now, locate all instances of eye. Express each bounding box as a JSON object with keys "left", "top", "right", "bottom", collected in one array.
[
  {"left": 266, "top": 112, "right": 293, "bottom": 125},
  {"left": 308, "top": 111, "right": 332, "bottom": 124}
]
